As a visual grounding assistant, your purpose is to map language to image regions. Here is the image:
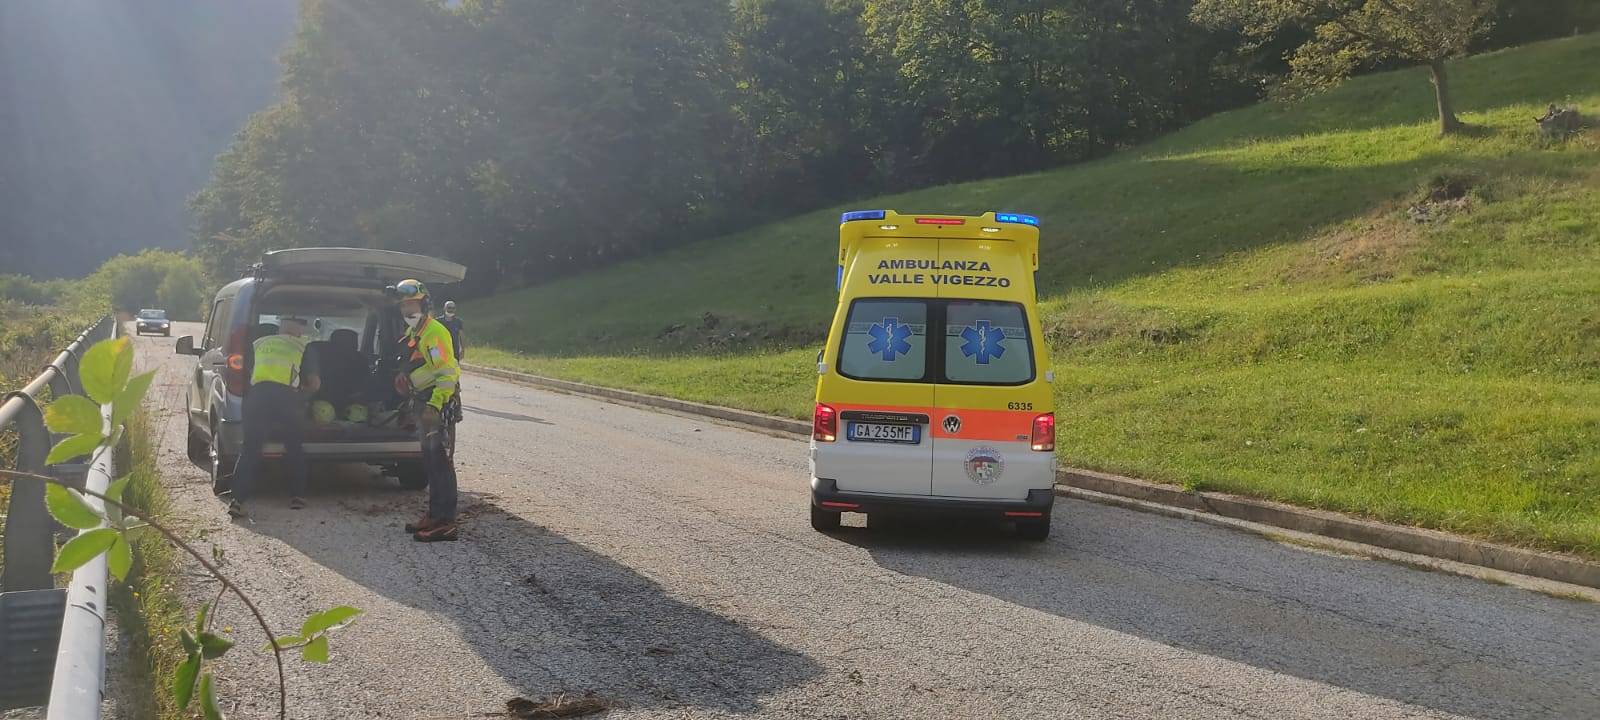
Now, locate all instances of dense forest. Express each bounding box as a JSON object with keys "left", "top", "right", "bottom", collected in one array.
[
  {"left": 0, "top": 0, "right": 296, "bottom": 278},
  {"left": 181, "top": 1, "right": 1600, "bottom": 291}
]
